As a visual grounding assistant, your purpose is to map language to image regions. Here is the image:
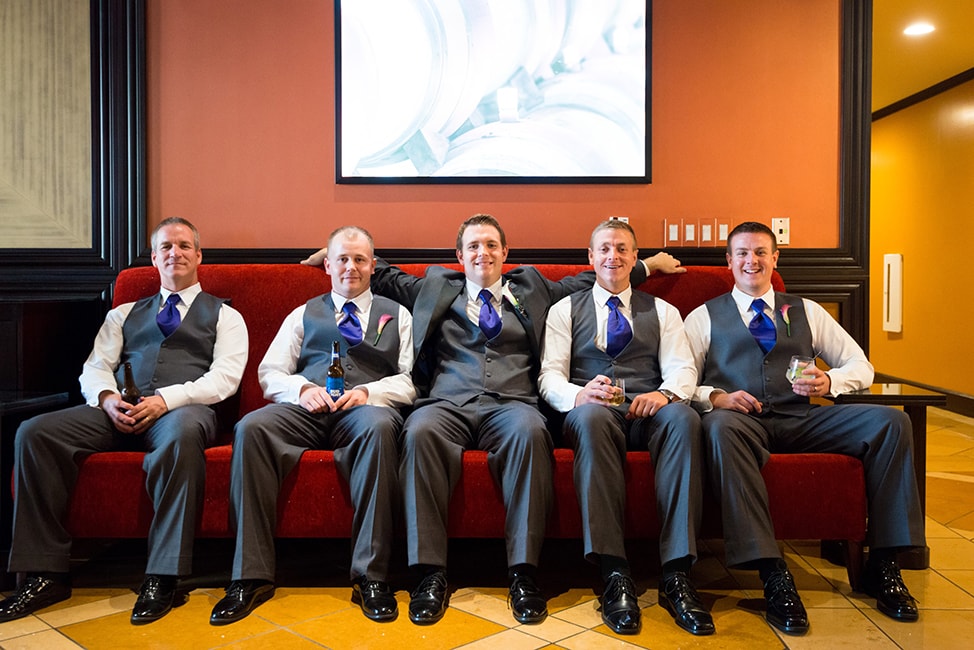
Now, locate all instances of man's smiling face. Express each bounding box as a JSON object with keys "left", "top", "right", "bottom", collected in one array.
[
  {"left": 456, "top": 224, "right": 508, "bottom": 288},
  {"left": 589, "top": 226, "right": 637, "bottom": 294},
  {"left": 727, "top": 230, "right": 779, "bottom": 297}
]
